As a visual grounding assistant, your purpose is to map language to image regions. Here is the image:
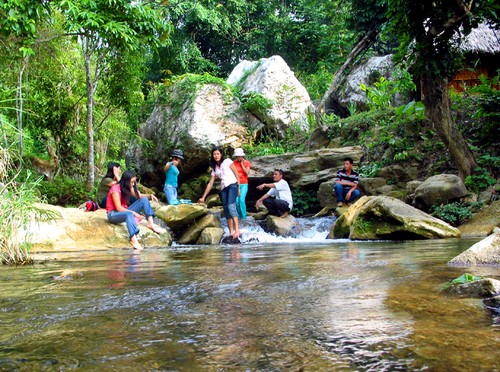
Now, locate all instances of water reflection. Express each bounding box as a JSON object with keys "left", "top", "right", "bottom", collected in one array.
[{"left": 0, "top": 239, "right": 498, "bottom": 371}]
